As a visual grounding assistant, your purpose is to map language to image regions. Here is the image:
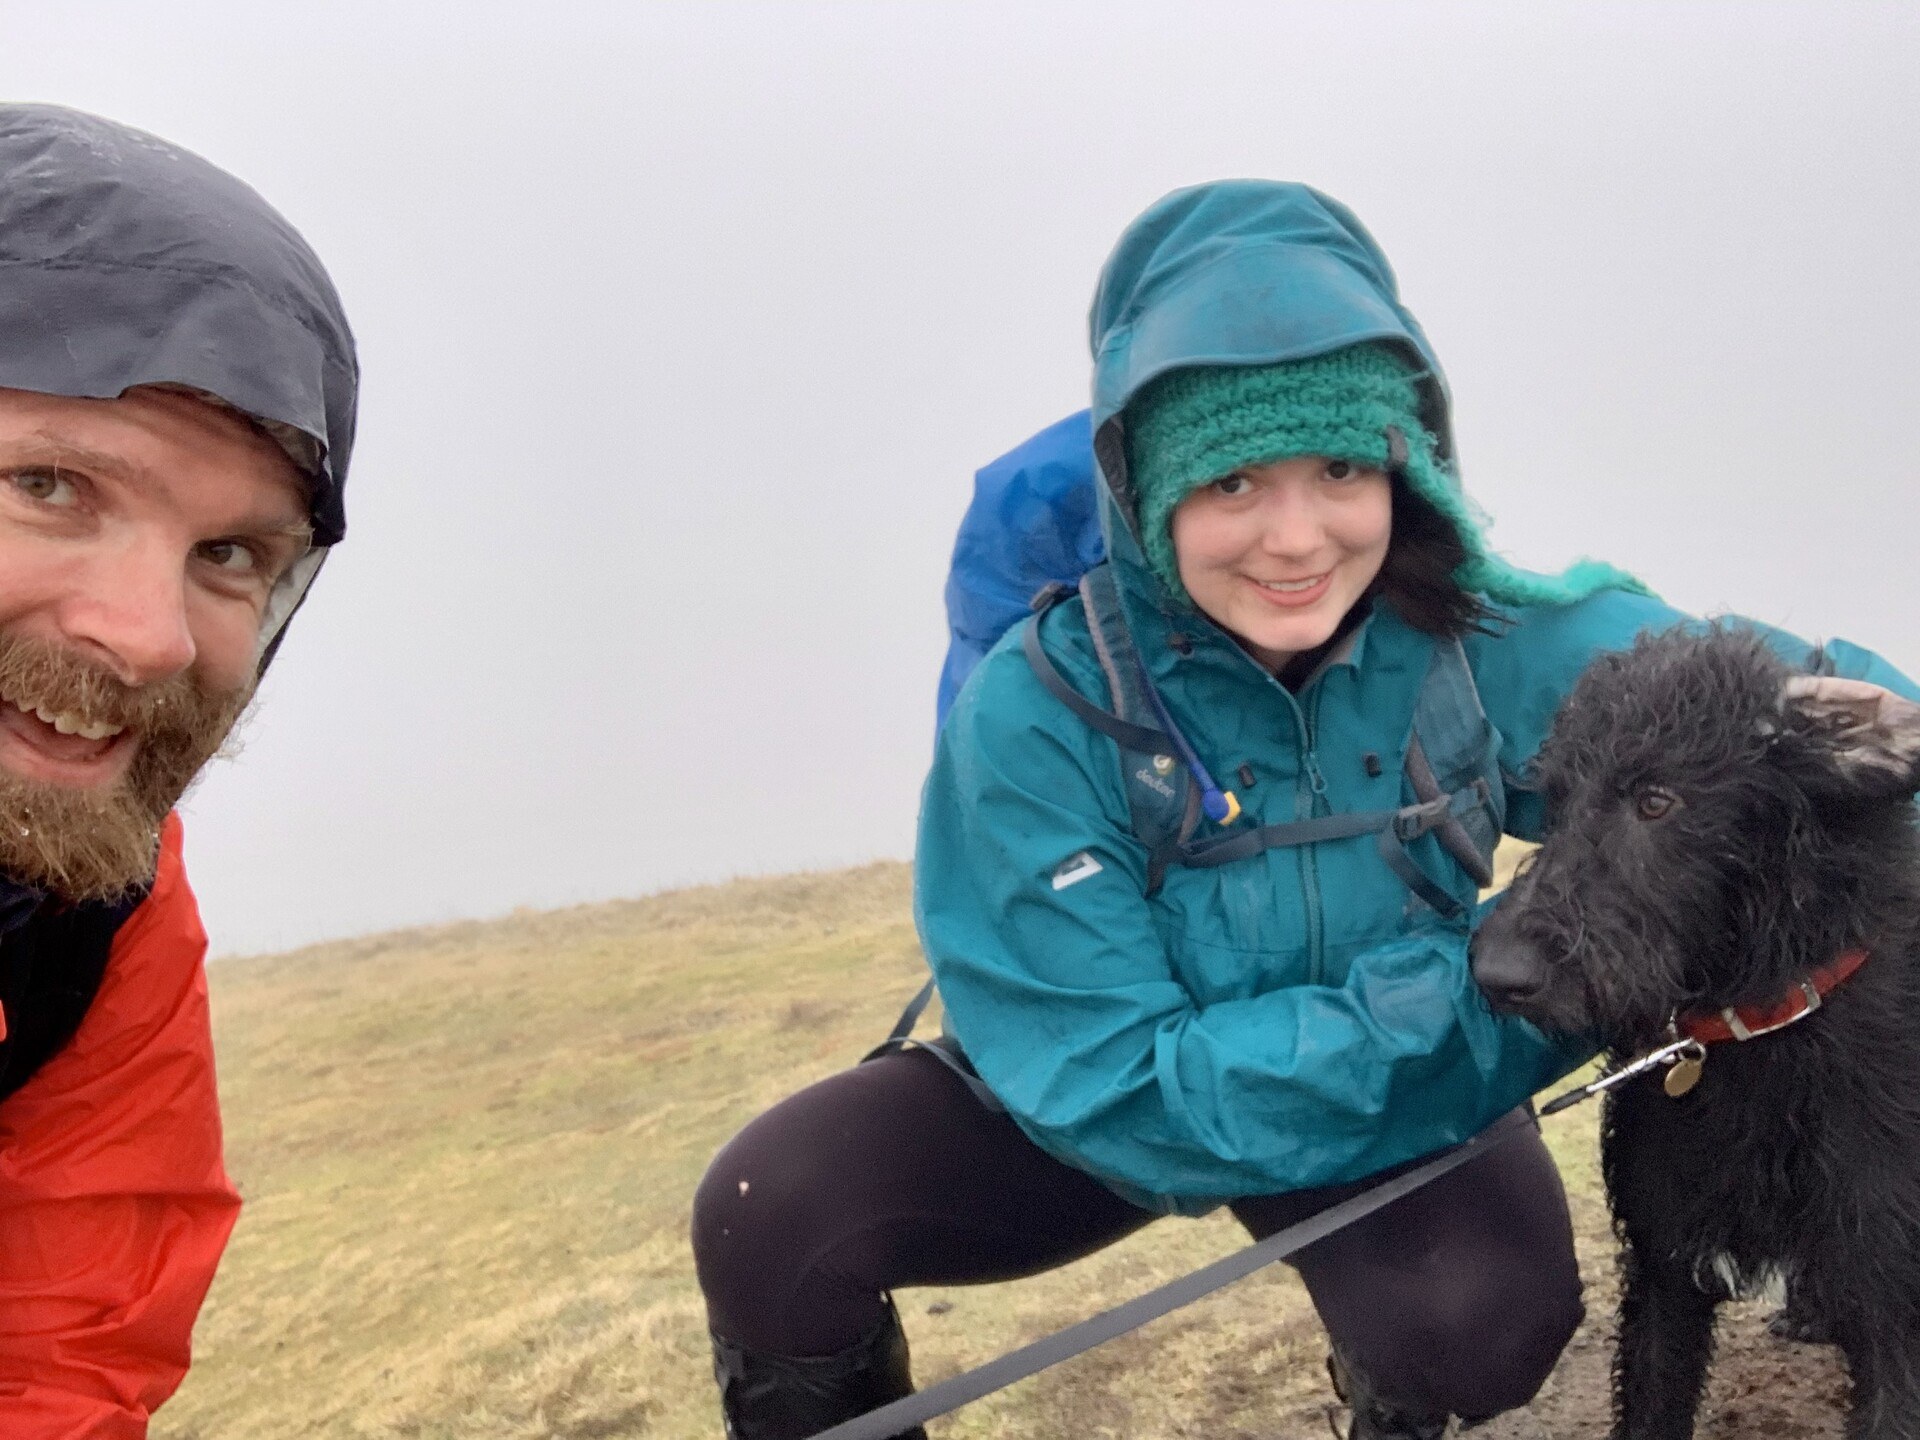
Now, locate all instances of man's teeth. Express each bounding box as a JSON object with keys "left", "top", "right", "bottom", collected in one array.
[
  {"left": 27, "top": 705, "right": 123, "bottom": 741},
  {"left": 1259, "top": 576, "right": 1326, "bottom": 593}
]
